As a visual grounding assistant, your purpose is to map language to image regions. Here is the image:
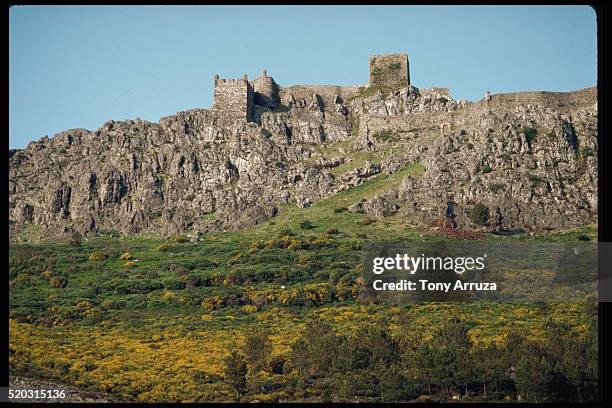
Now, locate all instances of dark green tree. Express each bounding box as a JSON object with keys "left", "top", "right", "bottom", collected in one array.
[
  {"left": 434, "top": 317, "right": 473, "bottom": 397},
  {"left": 469, "top": 203, "right": 490, "bottom": 226},
  {"left": 413, "top": 339, "right": 440, "bottom": 396},
  {"left": 242, "top": 328, "right": 271, "bottom": 373},
  {"left": 290, "top": 319, "right": 338, "bottom": 382},
  {"left": 514, "top": 343, "right": 557, "bottom": 402},
  {"left": 472, "top": 342, "right": 508, "bottom": 399},
  {"left": 377, "top": 364, "right": 408, "bottom": 402},
  {"left": 224, "top": 350, "right": 248, "bottom": 401},
  {"left": 543, "top": 320, "right": 598, "bottom": 402}
]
